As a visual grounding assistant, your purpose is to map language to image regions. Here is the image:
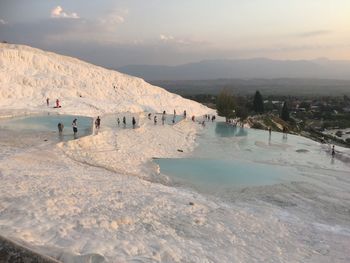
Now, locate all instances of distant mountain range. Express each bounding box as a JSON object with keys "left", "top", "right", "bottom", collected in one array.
[{"left": 118, "top": 58, "right": 350, "bottom": 81}]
